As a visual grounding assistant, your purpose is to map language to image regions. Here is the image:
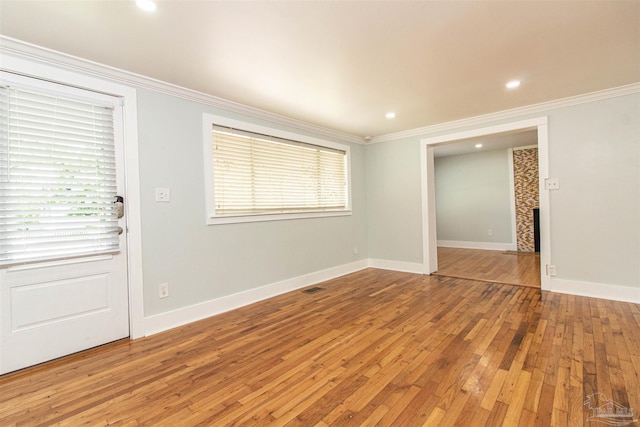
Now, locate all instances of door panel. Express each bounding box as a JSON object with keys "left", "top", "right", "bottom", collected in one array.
[
  {"left": 0, "top": 73, "right": 129, "bottom": 374},
  {"left": 1, "top": 255, "right": 129, "bottom": 373},
  {"left": 11, "top": 274, "right": 110, "bottom": 331}
]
